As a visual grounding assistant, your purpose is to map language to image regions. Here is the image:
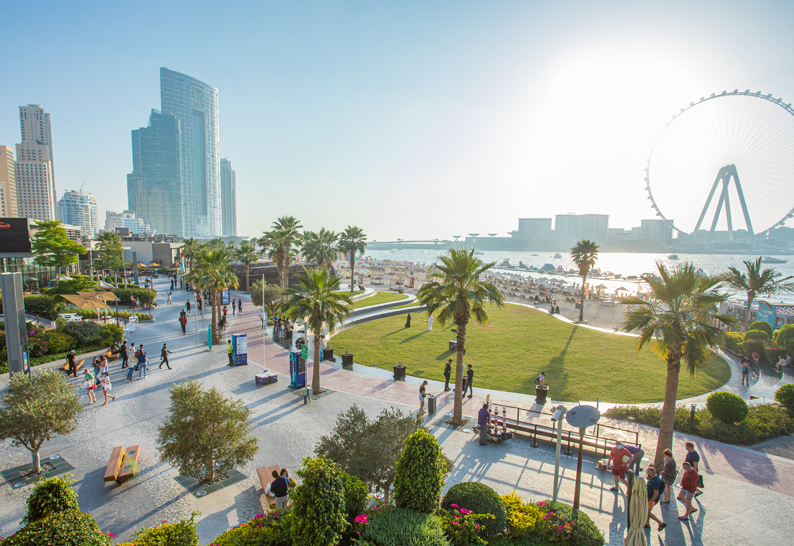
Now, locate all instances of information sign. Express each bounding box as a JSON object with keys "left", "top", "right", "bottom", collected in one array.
[{"left": 301, "top": 344, "right": 308, "bottom": 360}]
